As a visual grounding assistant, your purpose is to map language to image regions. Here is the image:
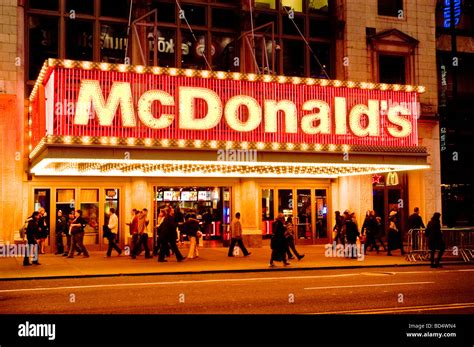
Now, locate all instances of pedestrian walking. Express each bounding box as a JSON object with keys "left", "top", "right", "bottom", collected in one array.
[
  {"left": 23, "top": 212, "right": 41, "bottom": 266},
  {"left": 285, "top": 216, "right": 304, "bottom": 260},
  {"left": 425, "top": 212, "right": 445, "bottom": 268},
  {"left": 37, "top": 207, "right": 49, "bottom": 254},
  {"left": 131, "top": 209, "right": 152, "bottom": 259},
  {"left": 202, "top": 208, "right": 213, "bottom": 240},
  {"left": 270, "top": 213, "right": 289, "bottom": 267},
  {"left": 333, "top": 211, "right": 345, "bottom": 245},
  {"left": 408, "top": 207, "right": 425, "bottom": 250},
  {"left": 227, "top": 212, "right": 251, "bottom": 257},
  {"left": 153, "top": 208, "right": 165, "bottom": 256},
  {"left": 67, "top": 210, "right": 89, "bottom": 258},
  {"left": 387, "top": 211, "right": 405, "bottom": 256},
  {"left": 374, "top": 216, "right": 387, "bottom": 251},
  {"left": 63, "top": 210, "right": 80, "bottom": 256},
  {"left": 362, "top": 210, "right": 378, "bottom": 254},
  {"left": 55, "top": 210, "right": 67, "bottom": 255},
  {"left": 345, "top": 212, "right": 359, "bottom": 259},
  {"left": 183, "top": 213, "right": 201, "bottom": 259},
  {"left": 158, "top": 208, "right": 185, "bottom": 262},
  {"left": 105, "top": 208, "right": 122, "bottom": 257}
]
